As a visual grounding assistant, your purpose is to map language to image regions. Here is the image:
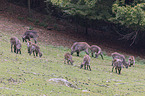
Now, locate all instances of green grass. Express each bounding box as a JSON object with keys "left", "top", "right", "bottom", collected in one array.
[{"left": 0, "top": 31, "right": 145, "bottom": 96}]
